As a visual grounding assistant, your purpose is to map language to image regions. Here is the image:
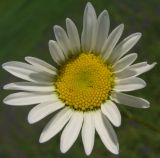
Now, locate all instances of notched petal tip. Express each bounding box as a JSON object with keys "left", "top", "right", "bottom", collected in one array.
[
  {"left": 101, "top": 9, "right": 109, "bottom": 15},
  {"left": 98, "top": 9, "right": 109, "bottom": 24},
  {"left": 85, "top": 2, "right": 96, "bottom": 16},
  {"left": 66, "top": 17, "right": 71, "bottom": 23},
  {"left": 86, "top": 2, "right": 93, "bottom": 7},
  {"left": 53, "top": 25, "right": 62, "bottom": 33}
]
